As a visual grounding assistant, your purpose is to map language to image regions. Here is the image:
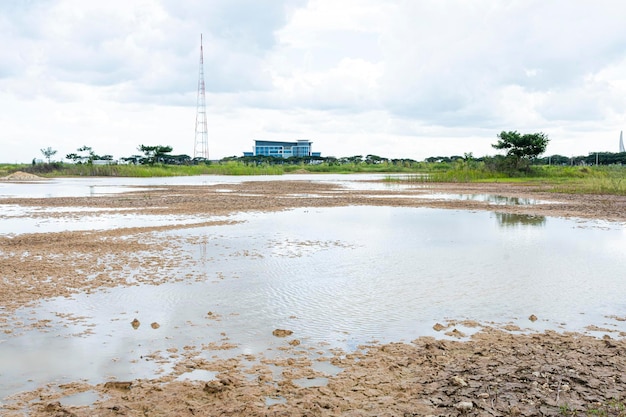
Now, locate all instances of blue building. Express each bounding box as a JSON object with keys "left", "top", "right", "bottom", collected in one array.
[{"left": 243, "top": 140, "right": 321, "bottom": 158}]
